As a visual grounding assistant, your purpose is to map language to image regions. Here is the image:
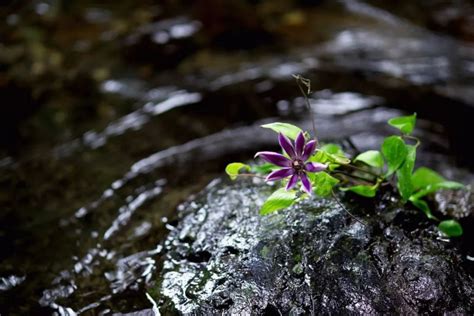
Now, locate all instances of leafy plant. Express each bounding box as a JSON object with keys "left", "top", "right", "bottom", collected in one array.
[
  {"left": 225, "top": 163, "right": 250, "bottom": 180},
  {"left": 225, "top": 82, "right": 466, "bottom": 238}
]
